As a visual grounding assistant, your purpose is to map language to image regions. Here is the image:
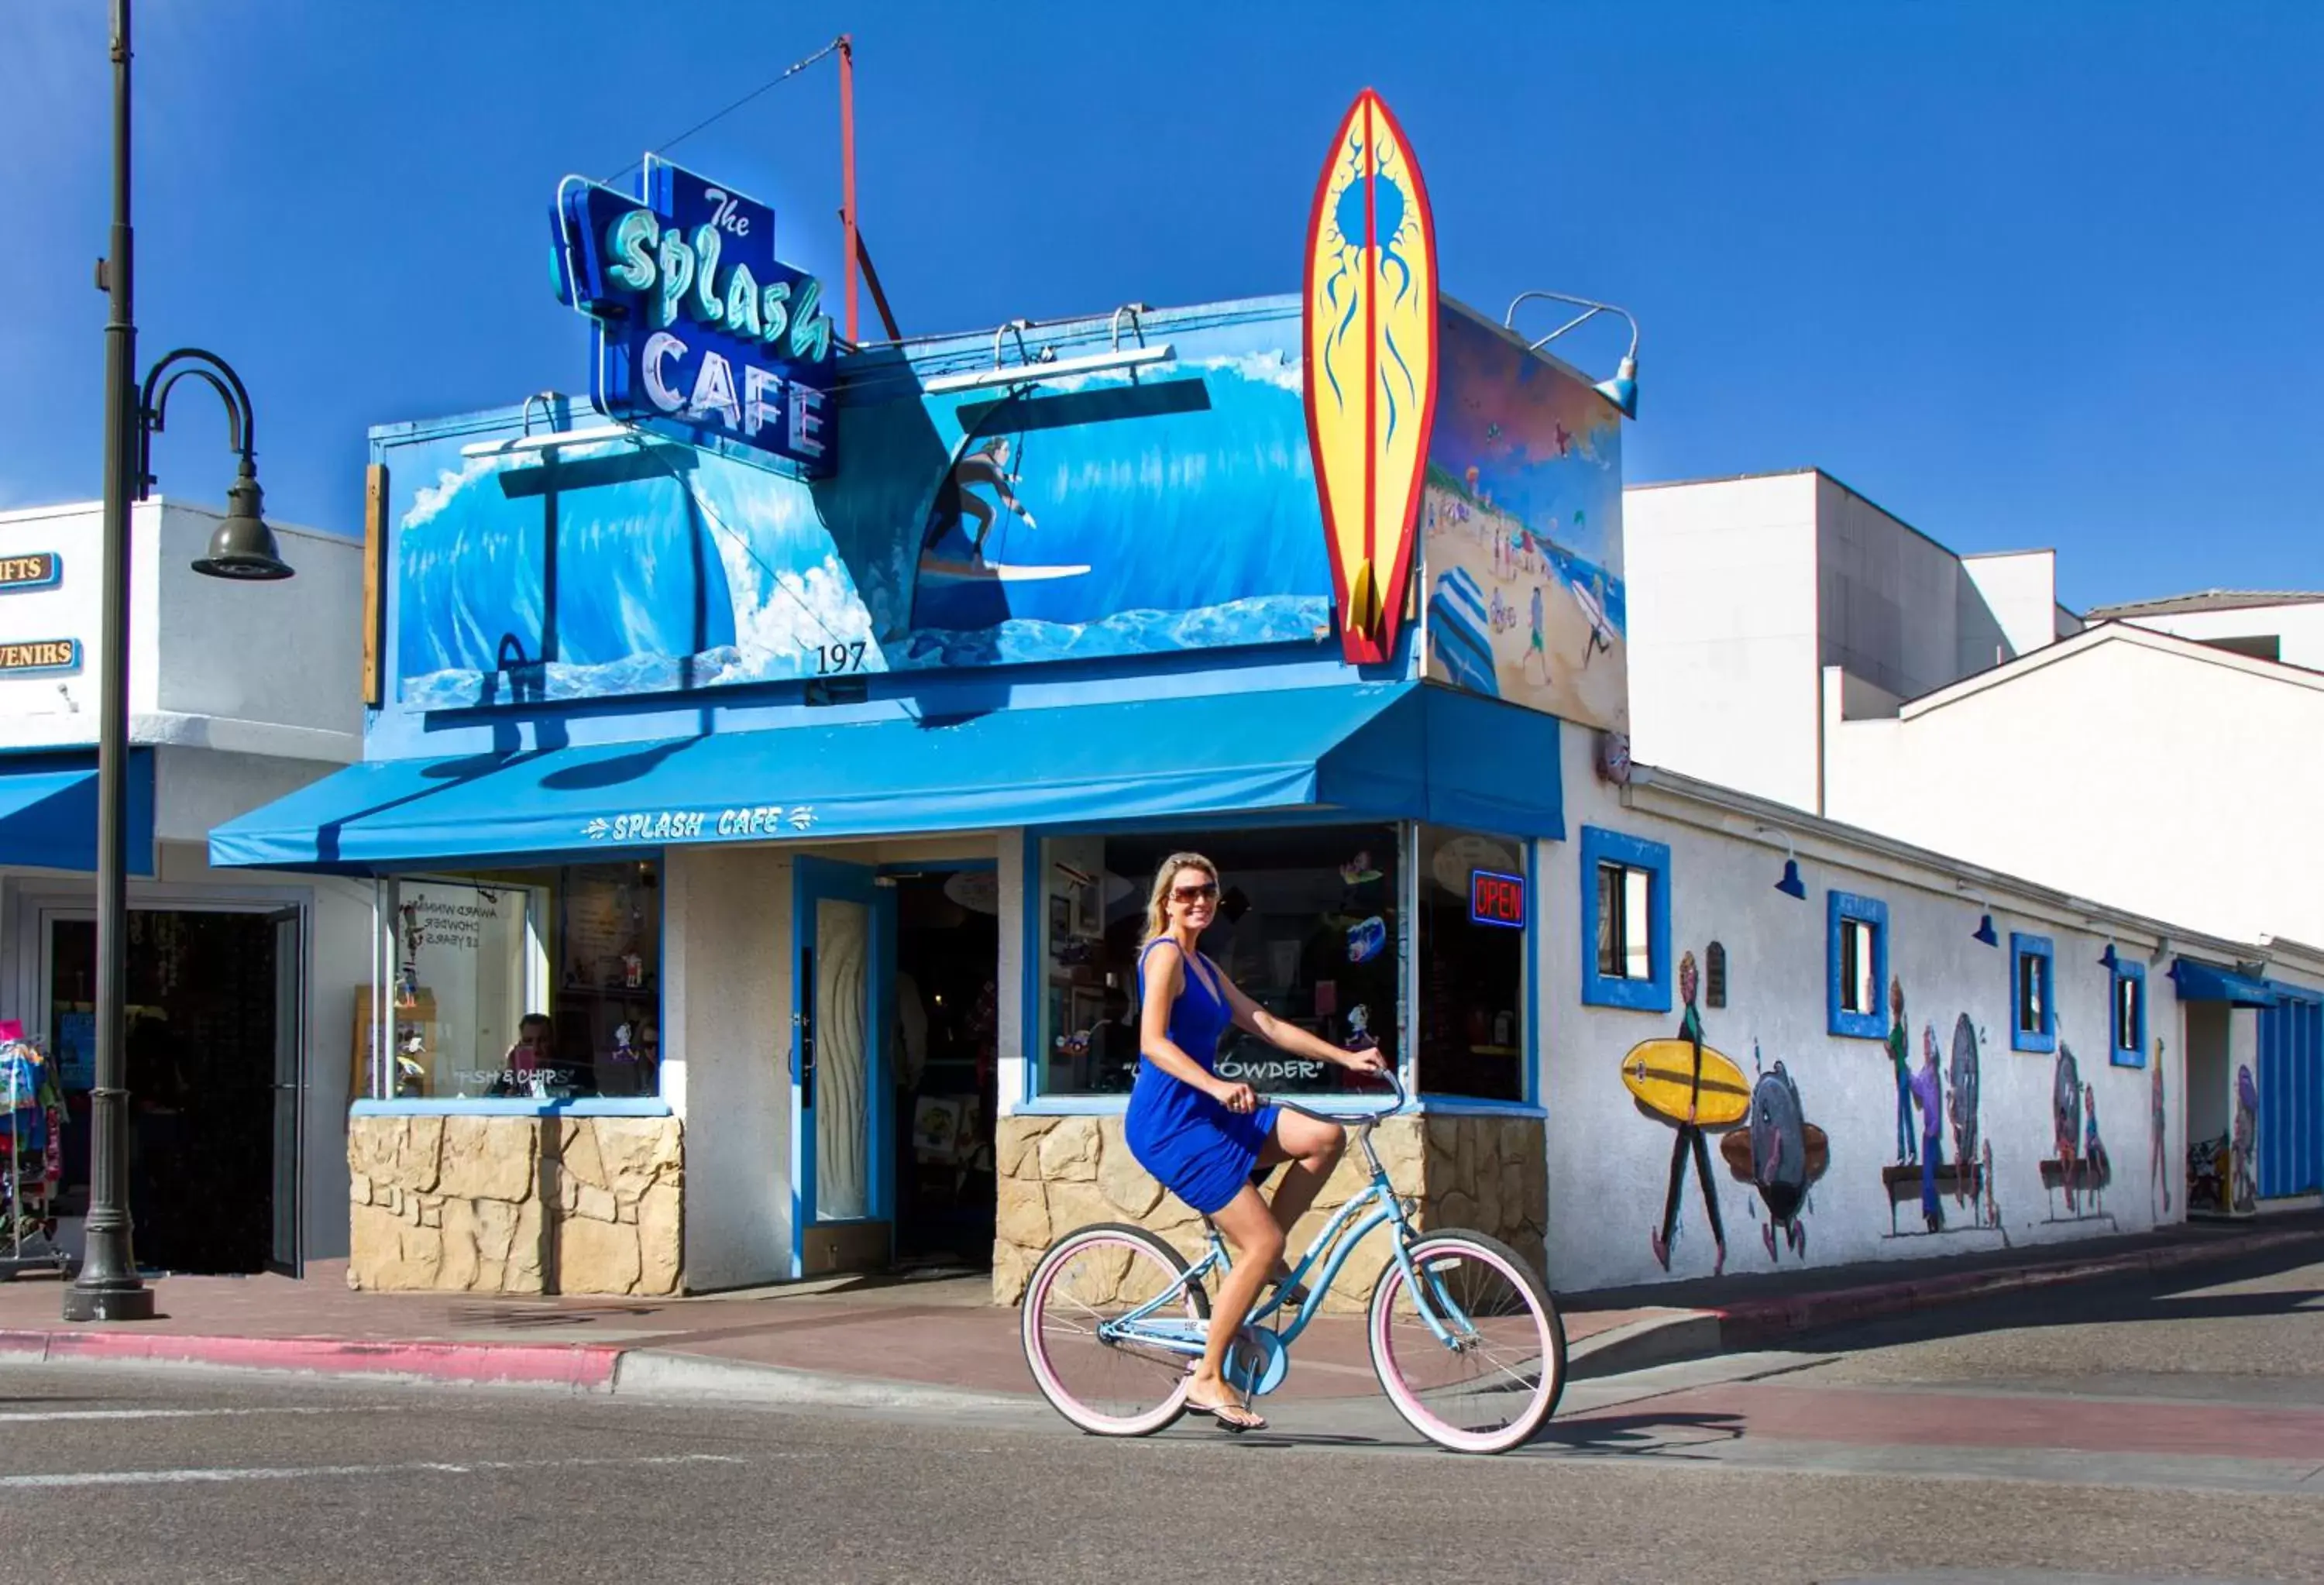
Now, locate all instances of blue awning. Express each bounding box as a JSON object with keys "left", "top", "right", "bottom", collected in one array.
[
  {"left": 210, "top": 682, "right": 1564, "bottom": 872},
  {"left": 0, "top": 749, "right": 155, "bottom": 875},
  {"left": 2170, "top": 957, "right": 2281, "bottom": 1007}
]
